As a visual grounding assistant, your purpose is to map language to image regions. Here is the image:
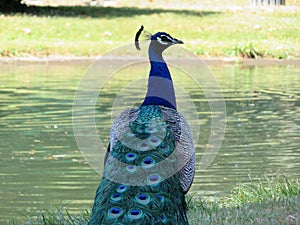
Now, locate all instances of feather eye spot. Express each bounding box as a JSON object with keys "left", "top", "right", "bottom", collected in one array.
[
  {"left": 108, "top": 207, "right": 123, "bottom": 218},
  {"left": 144, "top": 158, "right": 153, "bottom": 164},
  {"left": 148, "top": 136, "right": 161, "bottom": 147},
  {"left": 125, "top": 152, "right": 137, "bottom": 161},
  {"left": 138, "top": 194, "right": 146, "bottom": 200},
  {"left": 117, "top": 185, "right": 128, "bottom": 193},
  {"left": 147, "top": 174, "right": 161, "bottom": 185},
  {"left": 111, "top": 193, "right": 122, "bottom": 202},
  {"left": 135, "top": 193, "right": 150, "bottom": 205},
  {"left": 126, "top": 165, "right": 137, "bottom": 173},
  {"left": 139, "top": 140, "right": 150, "bottom": 151},
  {"left": 128, "top": 209, "right": 143, "bottom": 220},
  {"left": 141, "top": 156, "right": 155, "bottom": 168}
]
